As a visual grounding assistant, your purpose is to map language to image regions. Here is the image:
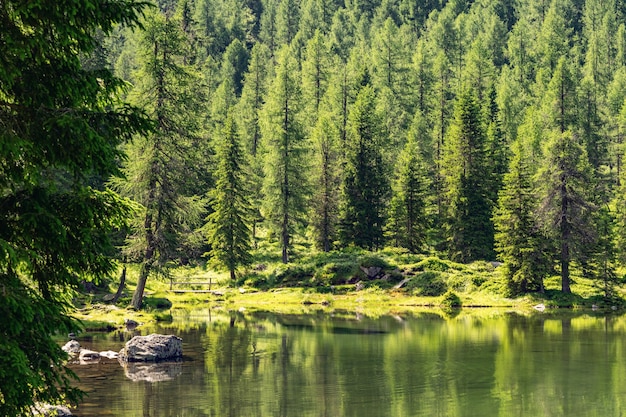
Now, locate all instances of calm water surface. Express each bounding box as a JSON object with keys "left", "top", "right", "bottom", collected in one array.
[{"left": 70, "top": 309, "right": 626, "bottom": 416}]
